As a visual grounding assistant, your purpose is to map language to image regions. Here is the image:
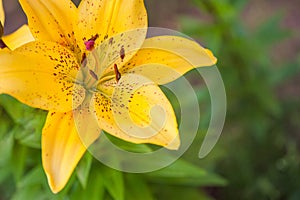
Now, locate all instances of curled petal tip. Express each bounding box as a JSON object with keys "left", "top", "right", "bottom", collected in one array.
[
  {"left": 165, "top": 135, "right": 181, "bottom": 150},
  {"left": 205, "top": 48, "right": 218, "bottom": 65},
  {"left": 46, "top": 173, "right": 64, "bottom": 194}
]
